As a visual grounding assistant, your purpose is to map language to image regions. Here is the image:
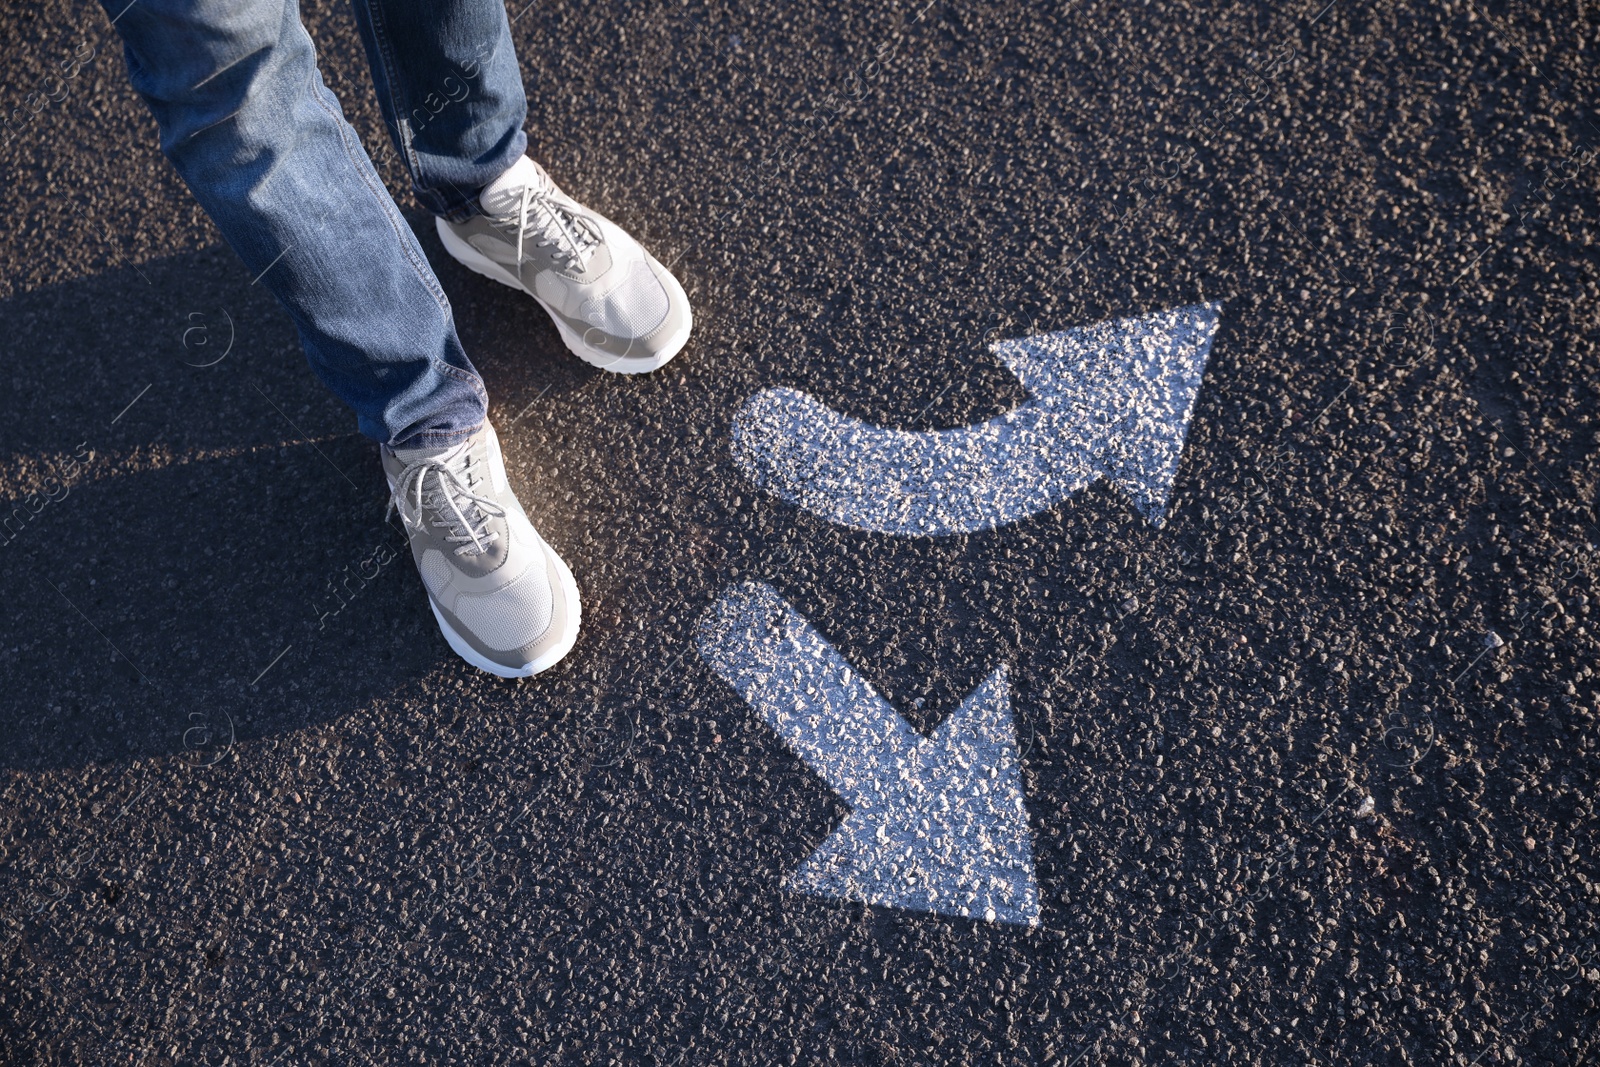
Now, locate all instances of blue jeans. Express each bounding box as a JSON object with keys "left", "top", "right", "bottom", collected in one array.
[{"left": 102, "top": 0, "right": 530, "bottom": 447}]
